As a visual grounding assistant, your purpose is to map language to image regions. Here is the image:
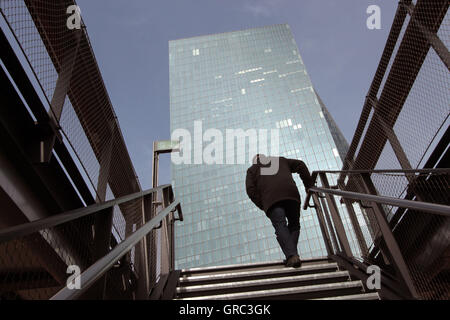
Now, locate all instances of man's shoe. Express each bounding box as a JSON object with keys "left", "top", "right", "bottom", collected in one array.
[{"left": 286, "top": 255, "right": 301, "bottom": 268}]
